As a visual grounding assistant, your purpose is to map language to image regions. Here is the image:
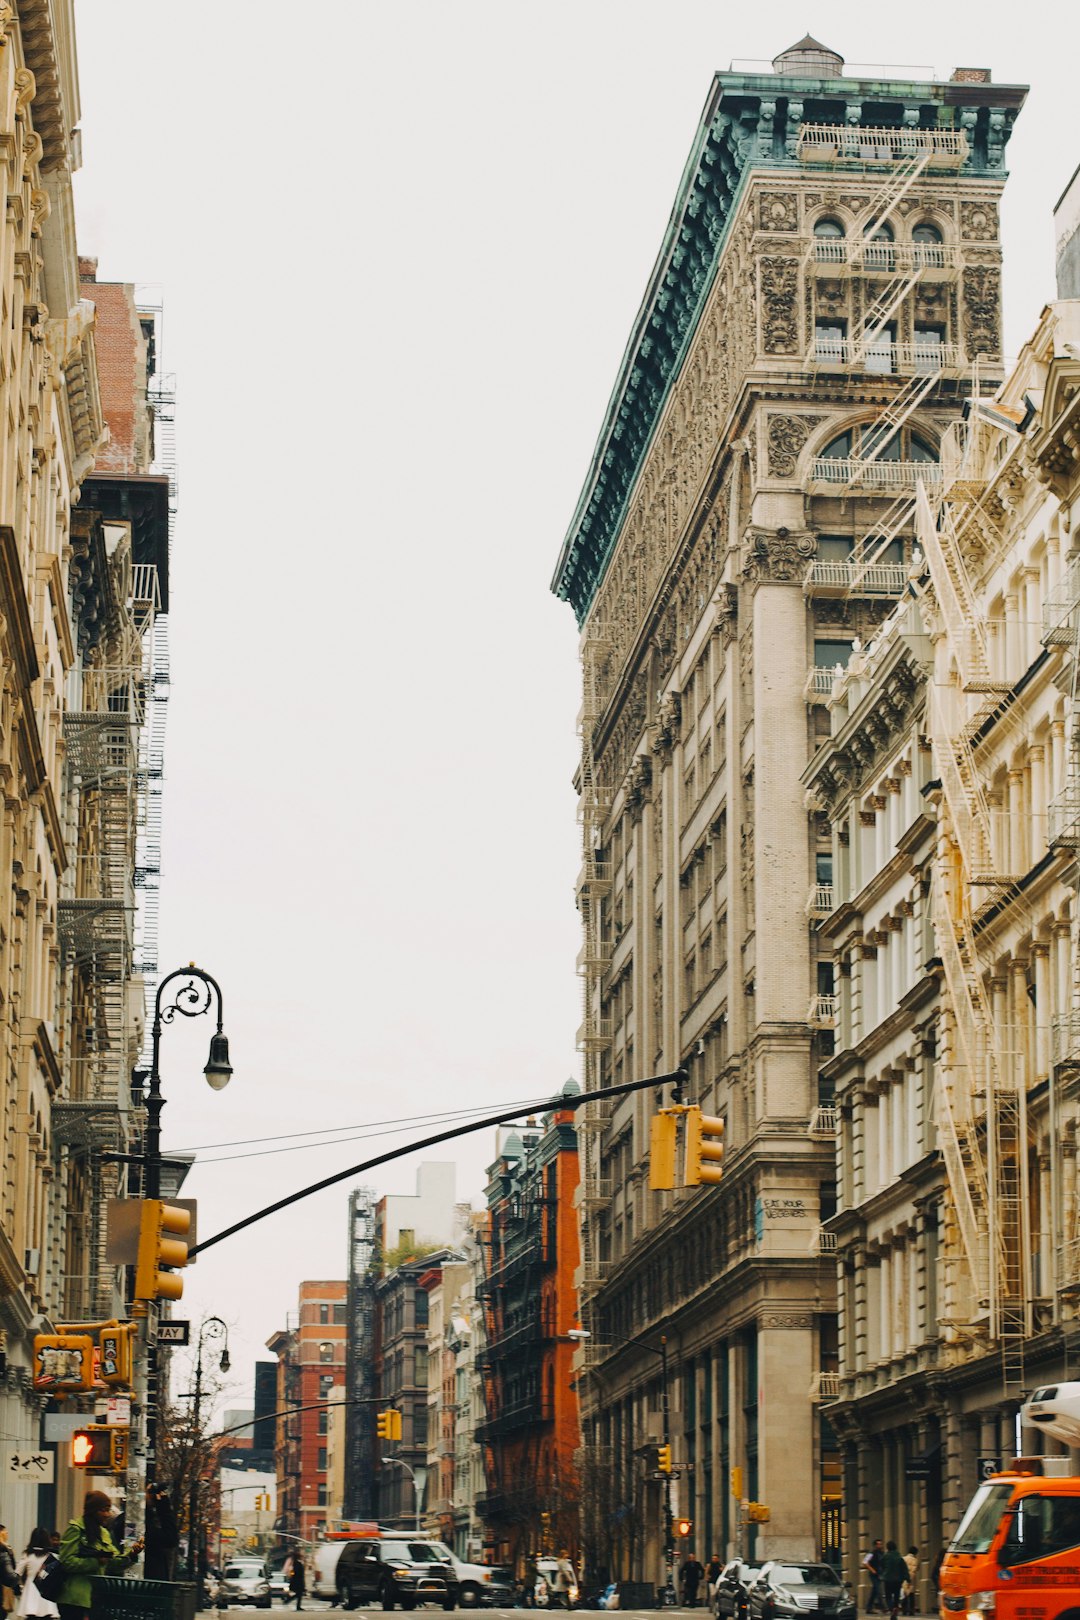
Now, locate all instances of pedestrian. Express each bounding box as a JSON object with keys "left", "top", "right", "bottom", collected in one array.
[
  {"left": 289, "top": 1553, "right": 306, "bottom": 1612},
  {"left": 553, "top": 1552, "right": 577, "bottom": 1610},
  {"left": 523, "top": 1557, "right": 538, "bottom": 1610},
  {"left": 680, "top": 1555, "right": 705, "bottom": 1609},
  {"left": 143, "top": 1488, "right": 179, "bottom": 1584},
  {"left": 16, "top": 1529, "right": 59, "bottom": 1620},
  {"left": 56, "top": 1490, "right": 144, "bottom": 1620},
  {"left": 706, "top": 1555, "right": 722, "bottom": 1614},
  {"left": 882, "top": 1542, "right": 907, "bottom": 1620},
  {"left": 0, "top": 1529, "right": 20, "bottom": 1615},
  {"left": 902, "top": 1547, "right": 919, "bottom": 1616},
  {"left": 863, "top": 1540, "right": 885, "bottom": 1614}
]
